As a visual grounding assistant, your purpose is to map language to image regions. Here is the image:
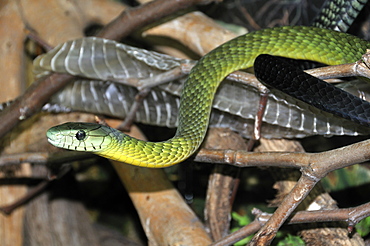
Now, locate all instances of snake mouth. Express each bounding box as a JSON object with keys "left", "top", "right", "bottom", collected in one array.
[
  {"left": 46, "top": 128, "right": 61, "bottom": 146},
  {"left": 46, "top": 135, "right": 59, "bottom": 146},
  {"left": 47, "top": 136, "right": 55, "bottom": 144}
]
